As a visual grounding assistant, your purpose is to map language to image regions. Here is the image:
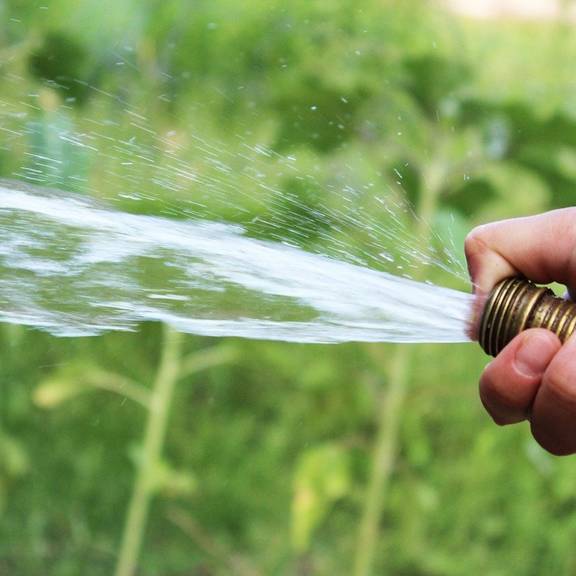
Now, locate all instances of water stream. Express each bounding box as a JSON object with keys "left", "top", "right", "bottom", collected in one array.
[{"left": 0, "top": 180, "right": 474, "bottom": 343}]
